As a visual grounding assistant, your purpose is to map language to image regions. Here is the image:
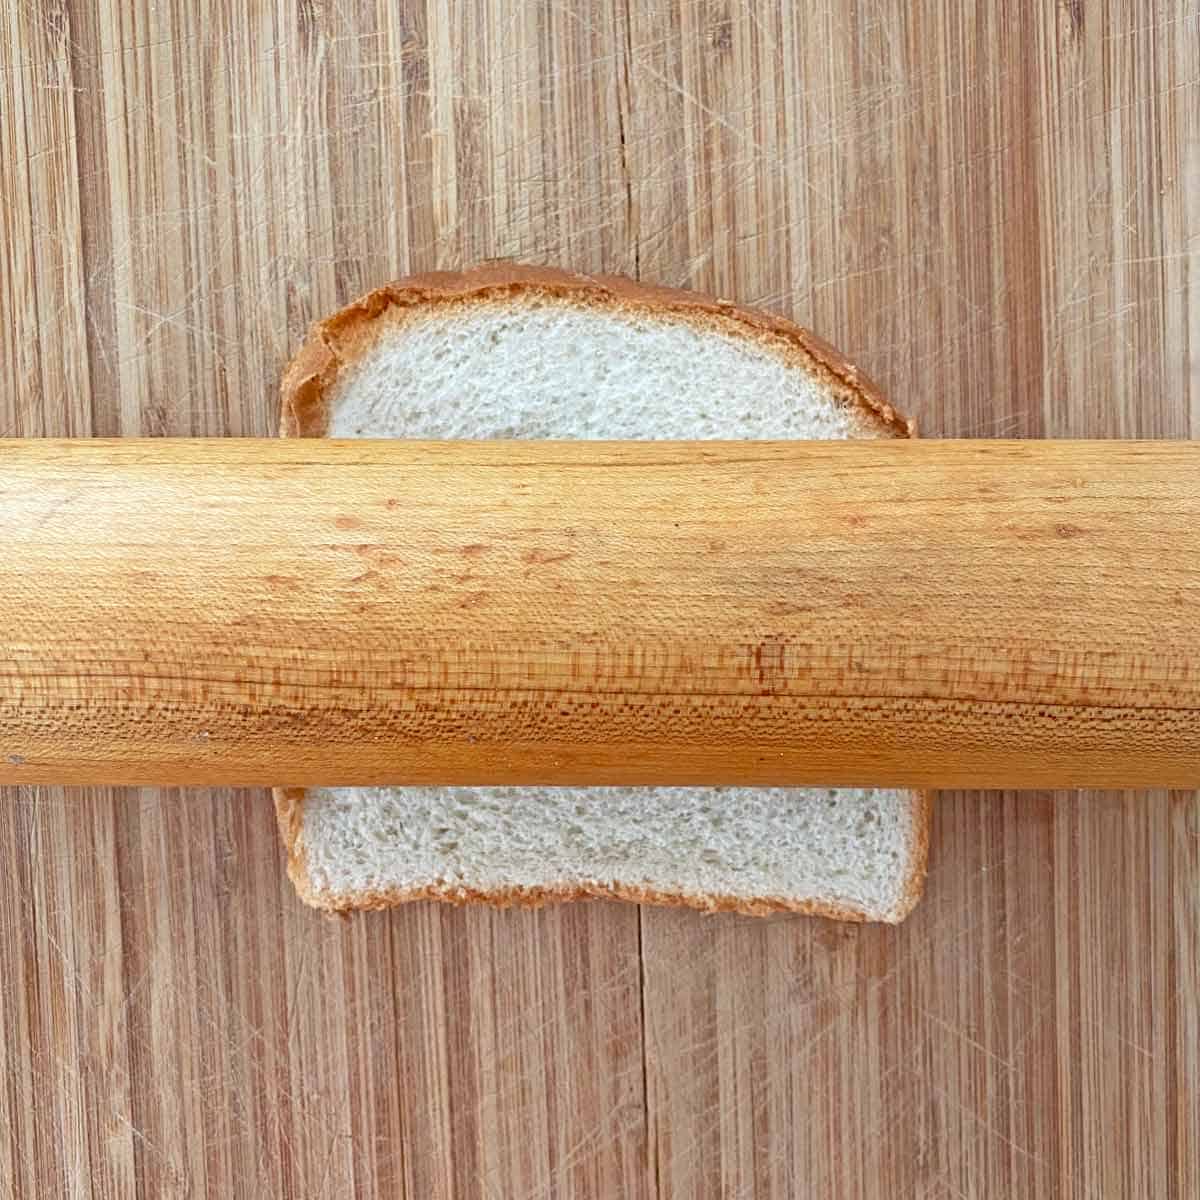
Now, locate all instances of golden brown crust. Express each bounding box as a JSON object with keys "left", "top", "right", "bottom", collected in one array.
[
  {"left": 280, "top": 262, "right": 915, "bottom": 440},
  {"left": 894, "top": 789, "right": 932, "bottom": 921},
  {"left": 274, "top": 786, "right": 308, "bottom": 887},
  {"left": 276, "top": 262, "right": 930, "bottom": 923}
]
